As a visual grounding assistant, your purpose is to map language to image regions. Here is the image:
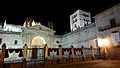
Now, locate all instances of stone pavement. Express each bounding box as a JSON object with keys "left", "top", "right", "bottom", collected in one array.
[
  {"left": 43, "top": 60, "right": 120, "bottom": 68},
  {"left": 26, "top": 60, "right": 104, "bottom": 68}
]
